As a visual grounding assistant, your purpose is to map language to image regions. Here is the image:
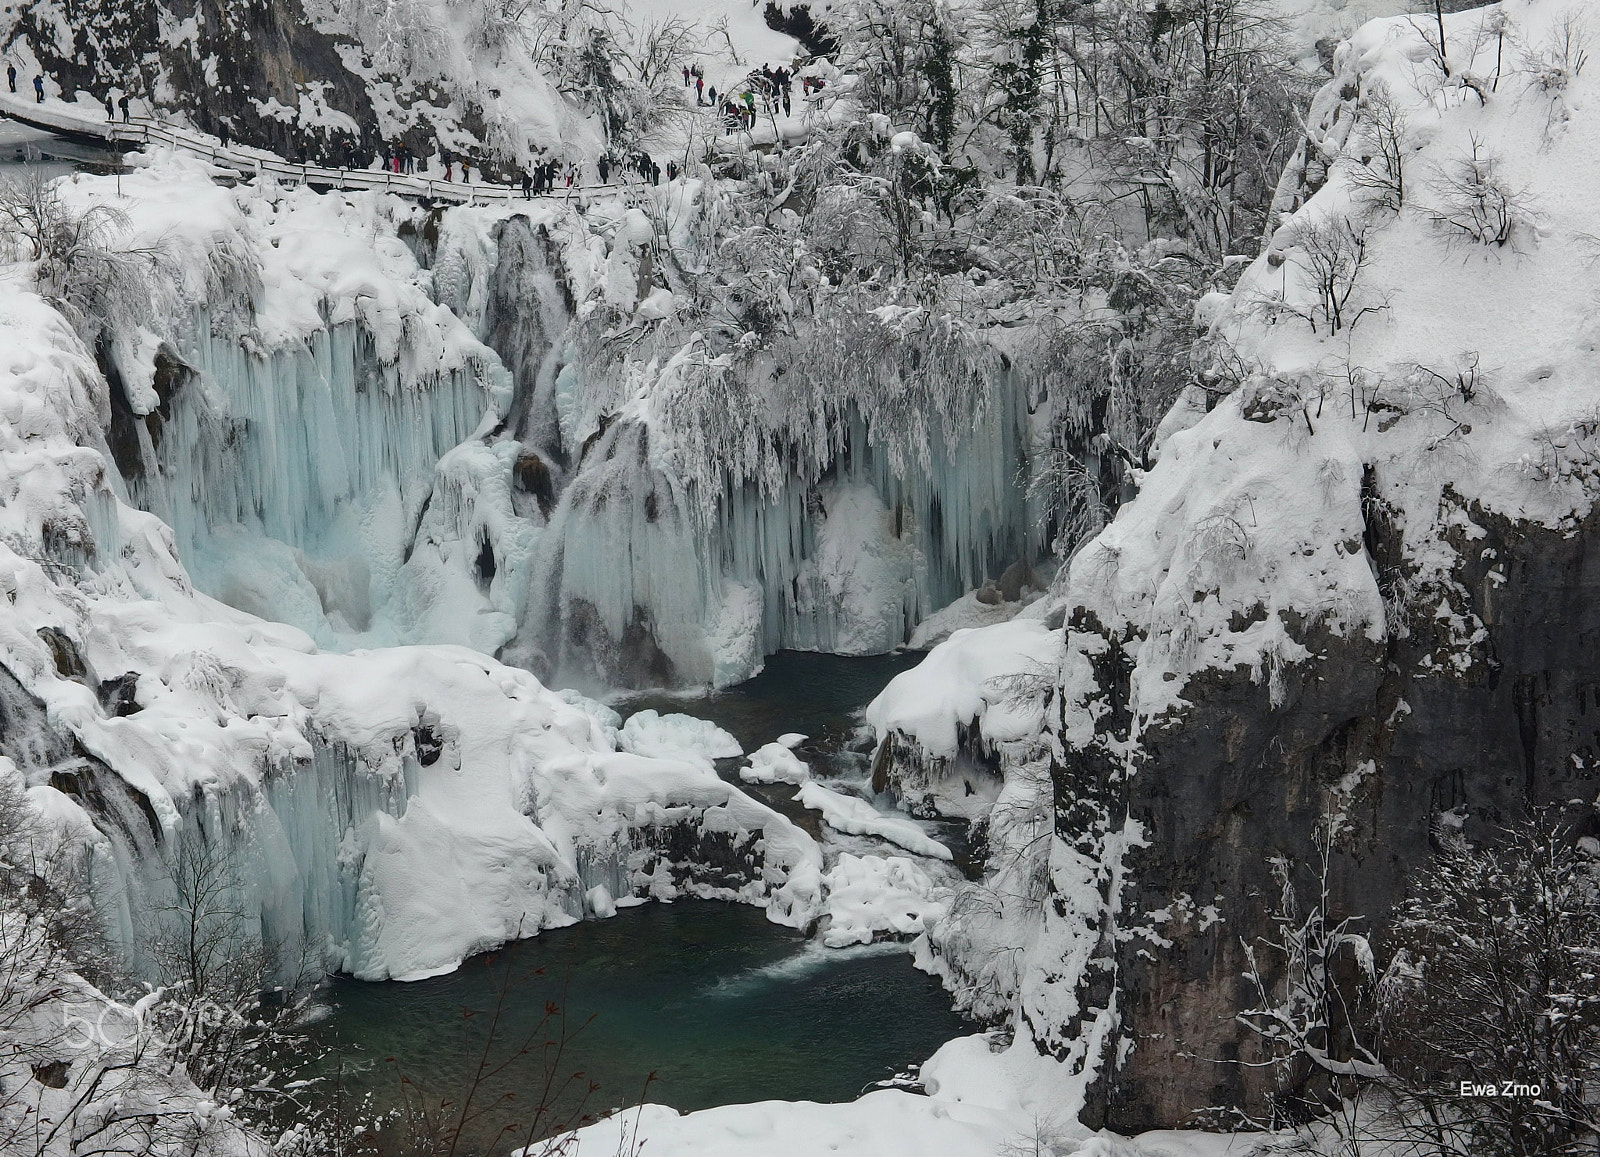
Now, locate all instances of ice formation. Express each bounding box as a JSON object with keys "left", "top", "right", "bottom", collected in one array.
[
  {"left": 0, "top": 258, "right": 832, "bottom": 985},
  {"left": 0, "top": 141, "right": 1007, "bottom": 996},
  {"left": 48, "top": 152, "right": 1046, "bottom": 694}
]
